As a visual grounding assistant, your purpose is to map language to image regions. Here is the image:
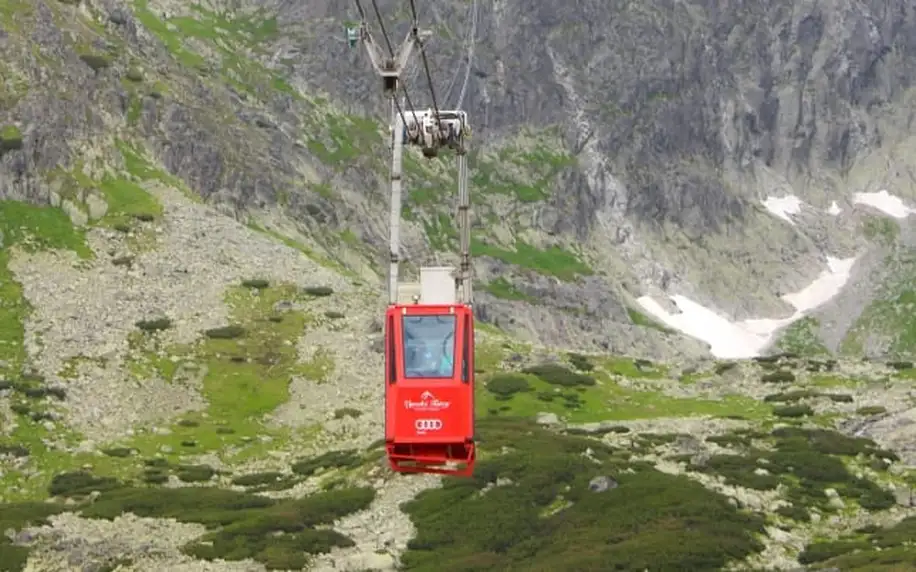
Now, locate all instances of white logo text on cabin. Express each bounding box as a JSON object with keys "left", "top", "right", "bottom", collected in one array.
[{"left": 404, "top": 391, "right": 451, "bottom": 412}]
